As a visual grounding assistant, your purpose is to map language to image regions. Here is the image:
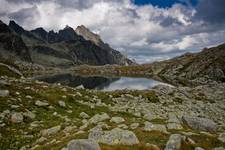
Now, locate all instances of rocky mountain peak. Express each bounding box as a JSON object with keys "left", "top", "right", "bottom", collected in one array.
[
  {"left": 9, "top": 20, "right": 25, "bottom": 35},
  {"left": 75, "top": 25, "right": 106, "bottom": 48},
  {"left": 0, "top": 20, "right": 11, "bottom": 33},
  {"left": 30, "top": 27, "right": 48, "bottom": 41}
]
